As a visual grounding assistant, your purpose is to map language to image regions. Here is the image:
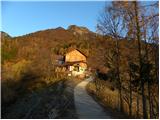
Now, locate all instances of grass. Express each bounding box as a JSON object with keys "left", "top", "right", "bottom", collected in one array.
[
  {"left": 87, "top": 80, "right": 119, "bottom": 110},
  {"left": 86, "top": 78, "right": 149, "bottom": 118},
  {"left": 1, "top": 59, "right": 67, "bottom": 106}
]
